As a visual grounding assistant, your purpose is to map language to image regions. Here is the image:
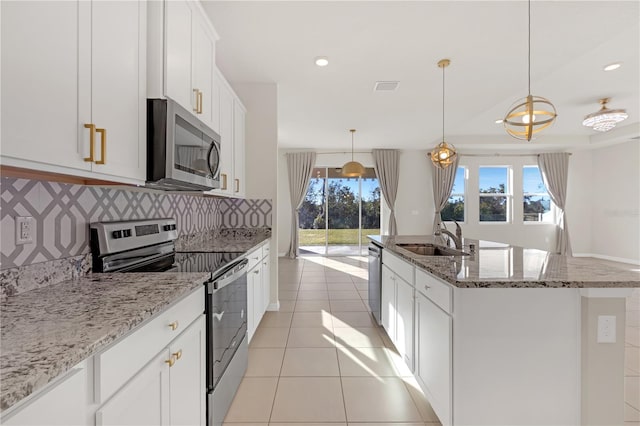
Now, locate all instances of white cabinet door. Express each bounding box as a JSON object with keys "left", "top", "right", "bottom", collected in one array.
[
  {"left": 396, "top": 278, "right": 415, "bottom": 372},
  {"left": 247, "top": 266, "right": 258, "bottom": 342},
  {"left": 165, "top": 0, "right": 193, "bottom": 112},
  {"left": 262, "top": 255, "right": 271, "bottom": 312},
  {"left": 96, "top": 349, "right": 171, "bottom": 426},
  {"left": 91, "top": 0, "right": 145, "bottom": 180},
  {"left": 381, "top": 265, "right": 396, "bottom": 343},
  {"left": 192, "top": 17, "right": 215, "bottom": 130},
  {"left": 253, "top": 265, "right": 264, "bottom": 326},
  {"left": 169, "top": 316, "right": 206, "bottom": 426},
  {"left": 415, "top": 292, "right": 452, "bottom": 426},
  {"left": 233, "top": 99, "right": 246, "bottom": 197},
  {"left": 1, "top": 365, "right": 88, "bottom": 426},
  {"left": 216, "top": 73, "right": 235, "bottom": 196},
  {"left": 0, "top": 1, "right": 90, "bottom": 172}
]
